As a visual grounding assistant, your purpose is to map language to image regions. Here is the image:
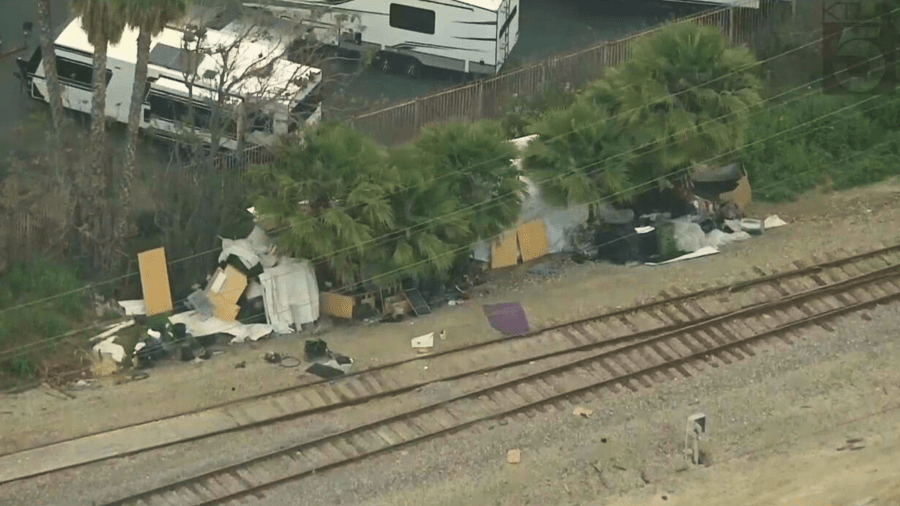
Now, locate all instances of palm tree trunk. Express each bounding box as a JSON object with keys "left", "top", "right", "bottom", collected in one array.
[
  {"left": 89, "top": 37, "right": 110, "bottom": 268},
  {"left": 36, "top": 0, "right": 65, "bottom": 133},
  {"left": 118, "top": 27, "right": 151, "bottom": 251}
]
